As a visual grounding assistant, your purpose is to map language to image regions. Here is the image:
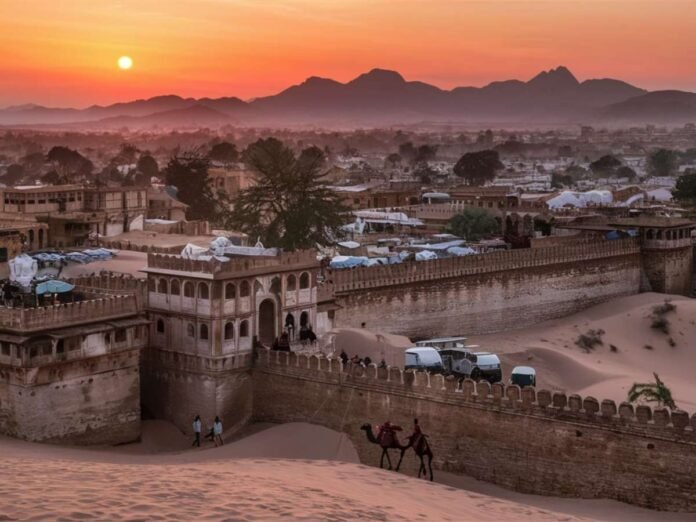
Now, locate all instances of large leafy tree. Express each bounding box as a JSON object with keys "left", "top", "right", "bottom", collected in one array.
[
  {"left": 453, "top": 150, "right": 504, "bottom": 185},
  {"left": 445, "top": 207, "right": 499, "bottom": 242},
  {"left": 163, "top": 154, "right": 229, "bottom": 223},
  {"left": 229, "top": 138, "right": 348, "bottom": 250},
  {"left": 628, "top": 373, "right": 677, "bottom": 410},
  {"left": 589, "top": 155, "right": 621, "bottom": 177},
  {"left": 208, "top": 142, "right": 239, "bottom": 166},
  {"left": 648, "top": 149, "right": 678, "bottom": 177},
  {"left": 673, "top": 170, "right": 696, "bottom": 204},
  {"left": 46, "top": 146, "right": 93, "bottom": 183}
]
